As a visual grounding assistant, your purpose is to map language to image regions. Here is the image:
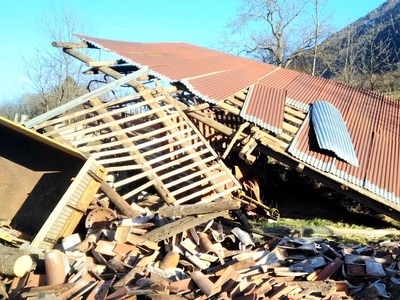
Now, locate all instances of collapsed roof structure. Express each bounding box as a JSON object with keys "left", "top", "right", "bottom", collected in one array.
[
  {"left": 2, "top": 35, "right": 400, "bottom": 299},
  {"left": 28, "top": 34, "right": 399, "bottom": 220}
]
